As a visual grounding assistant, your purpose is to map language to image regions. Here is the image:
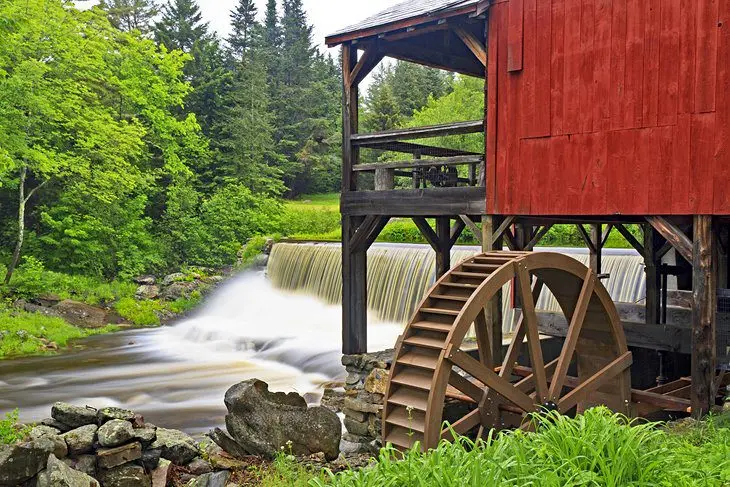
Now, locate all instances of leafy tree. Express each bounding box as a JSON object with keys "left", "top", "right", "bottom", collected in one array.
[{"left": 99, "top": 0, "right": 158, "bottom": 34}]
